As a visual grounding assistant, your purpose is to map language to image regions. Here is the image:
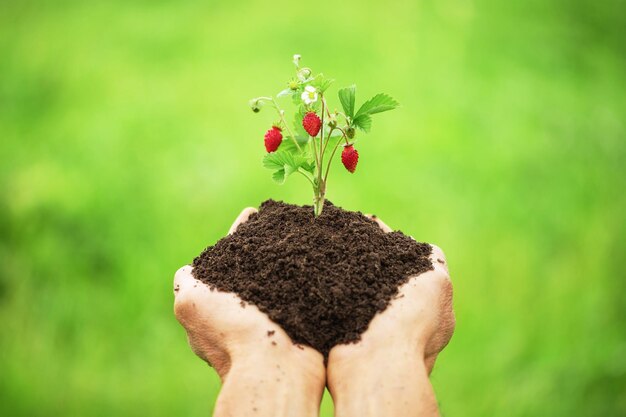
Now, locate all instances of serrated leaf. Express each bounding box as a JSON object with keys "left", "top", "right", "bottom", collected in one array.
[
  {"left": 280, "top": 138, "right": 297, "bottom": 153},
  {"left": 322, "top": 79, "right": 334, "bottom": 91},
  {"left": 263, "top": 151, "right": 311, "bottom": 184},
  {"left": 310, "top": 74, "right": 334, "bottom": 93},
  {"left": 284, "top": 161, "right": 300, "bottom": 176},
  {"left": 263, "top": 152, "right": 286, "bottom": 170},
  {"left": 272, "top": 169, "right": 286, "bottom": 184},
  {"left": 354, "top": 93, "right": 399, "bottom": 117},
  {"left": 301, "top": 161, "right": 315, "bottom": 174},
  {"left": 338, "top": 85, "right": 356, "bottom": 118},
  {"left": 263, "top": 151, "right": 307, "bottom": 170},
  {"left": 281, "top": 135, "right": 309, "bottom": 154},
  {"left": 353, "top": 114, "right": 372, "bottom": 132}
]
